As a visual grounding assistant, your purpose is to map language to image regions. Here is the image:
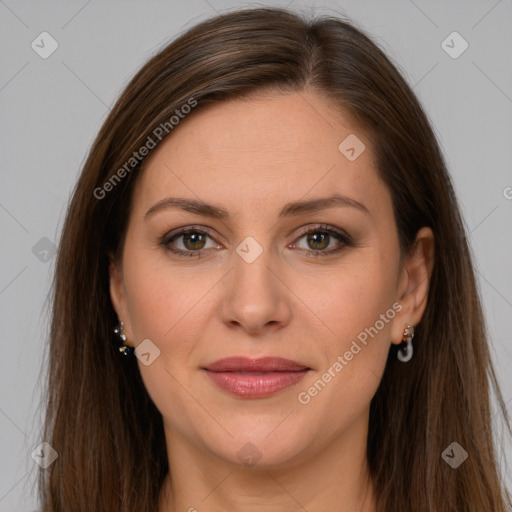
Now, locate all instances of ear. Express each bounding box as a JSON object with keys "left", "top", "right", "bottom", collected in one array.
[
  {"left": 108, "top": 251, "right": 133, "bottom": 345},
  {"left": 391, "top": 226, "right": 435, "bottom": 345}
]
